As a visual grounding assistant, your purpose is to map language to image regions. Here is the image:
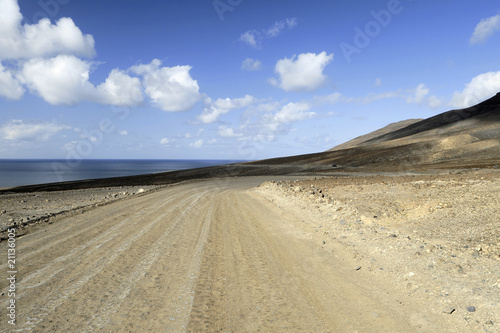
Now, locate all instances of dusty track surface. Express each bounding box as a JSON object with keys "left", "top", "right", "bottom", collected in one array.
[{"left": 1, "top": 178, "right": 461, "bottom": 332}]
